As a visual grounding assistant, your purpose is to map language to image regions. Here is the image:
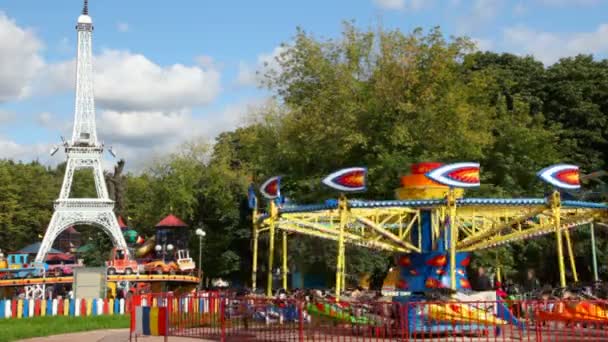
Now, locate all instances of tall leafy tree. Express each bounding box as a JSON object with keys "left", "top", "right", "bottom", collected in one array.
[{"left": 544, "top": 55, "right": 608, "bottom": 171}]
